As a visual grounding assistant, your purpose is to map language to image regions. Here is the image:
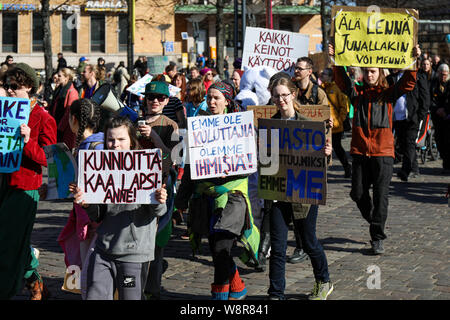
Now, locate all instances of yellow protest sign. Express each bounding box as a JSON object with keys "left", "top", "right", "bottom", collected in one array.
[{"left": 332, "top": 6, "right": 418, "bottom": 69}]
